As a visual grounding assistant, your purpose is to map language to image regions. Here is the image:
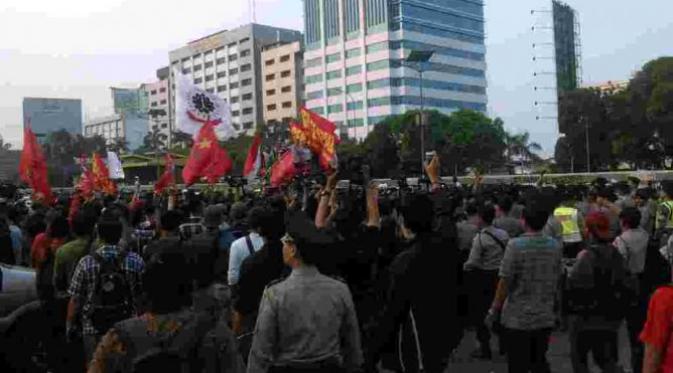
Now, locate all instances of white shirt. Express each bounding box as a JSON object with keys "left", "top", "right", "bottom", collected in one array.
[{"left": 227, "top": 232, "right": 265, "bottom": 285}]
